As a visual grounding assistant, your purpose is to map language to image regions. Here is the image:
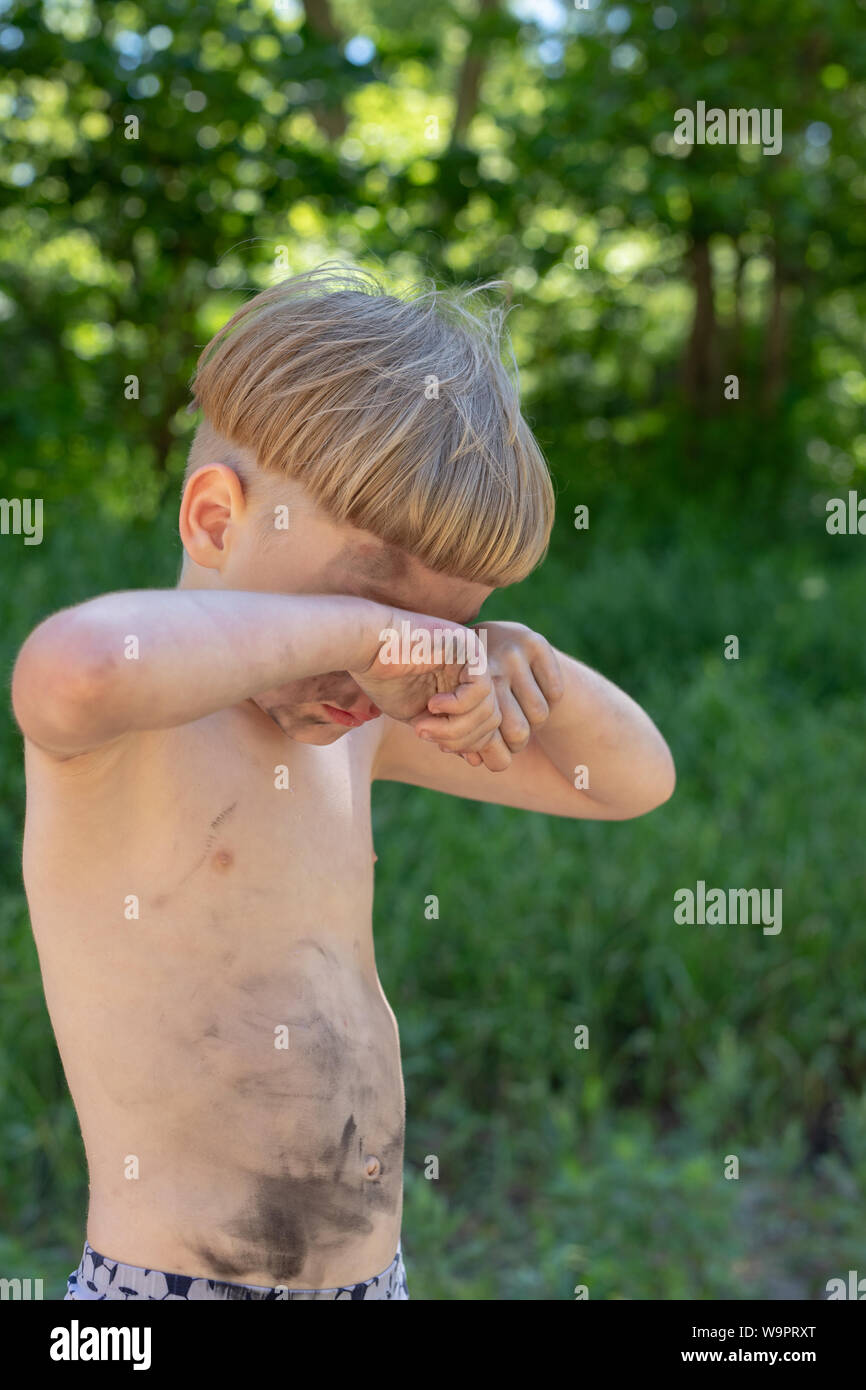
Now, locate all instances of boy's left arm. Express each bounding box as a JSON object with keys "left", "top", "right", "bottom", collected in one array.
[{"left": 371, "top": 621, "right": 675, "bottom": 820}]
